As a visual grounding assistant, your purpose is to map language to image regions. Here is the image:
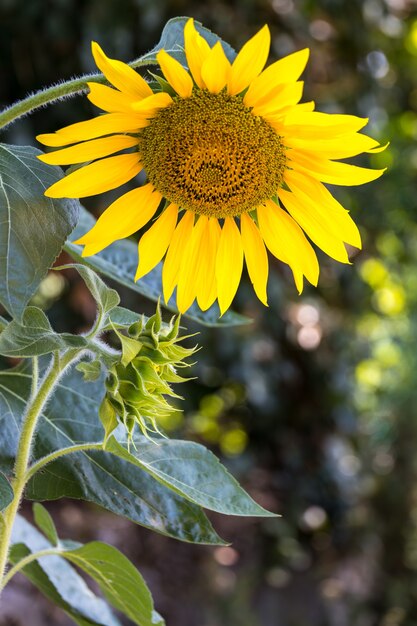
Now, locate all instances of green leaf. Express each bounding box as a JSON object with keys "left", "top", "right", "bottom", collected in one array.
[
  {"left": 10, "top": 515, "right": 122, "bottom": 626},
  {"left": 65, "top": 206, "right": 251, "bottom": 328},
  {"left": 76, "top": 359, "right": 103, "bottom": 381},
  {"left": 104, "top": 306, "right": 143, "bottom": 330},
  {"left": 106, "top": 436, "right": 276, "bottom": 517},
  {"left": 64, "top": 542, "right": 164, "bottom": 626},
  {"left": 57, "top": 263, "right": 120, "bottom": 325},
  {"left": 33, "top": 502, "right": 58, "bottom": 546},
  {"left": 0, "top": 314, "right": 8, "bottom": 332},
  {"left": 0, "top": 470, "right": 13, "bottom": 511},
  {"left": 0, "top": 144, "right": 79, "bottom": 320},
  {"left": 140, "top": 16, "right": 236, "bottom": 65},
  {"left": 0, "top": 363, "right": 29, "bottom": 472},
  {"left": 0, "top": 361, "right": 224, "bottom": 545},
  {"left": 0, "top": 306, "right": 87, "bottom": 357}
]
